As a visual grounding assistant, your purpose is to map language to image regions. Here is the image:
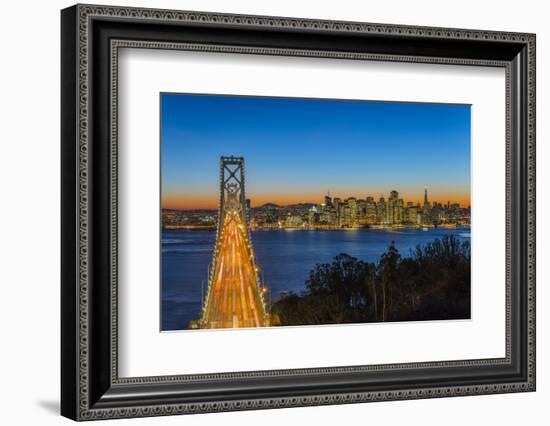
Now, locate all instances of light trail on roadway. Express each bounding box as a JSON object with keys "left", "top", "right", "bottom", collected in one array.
[{"left": 200, "top": 211, "right": 268, "bottom": 329}]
